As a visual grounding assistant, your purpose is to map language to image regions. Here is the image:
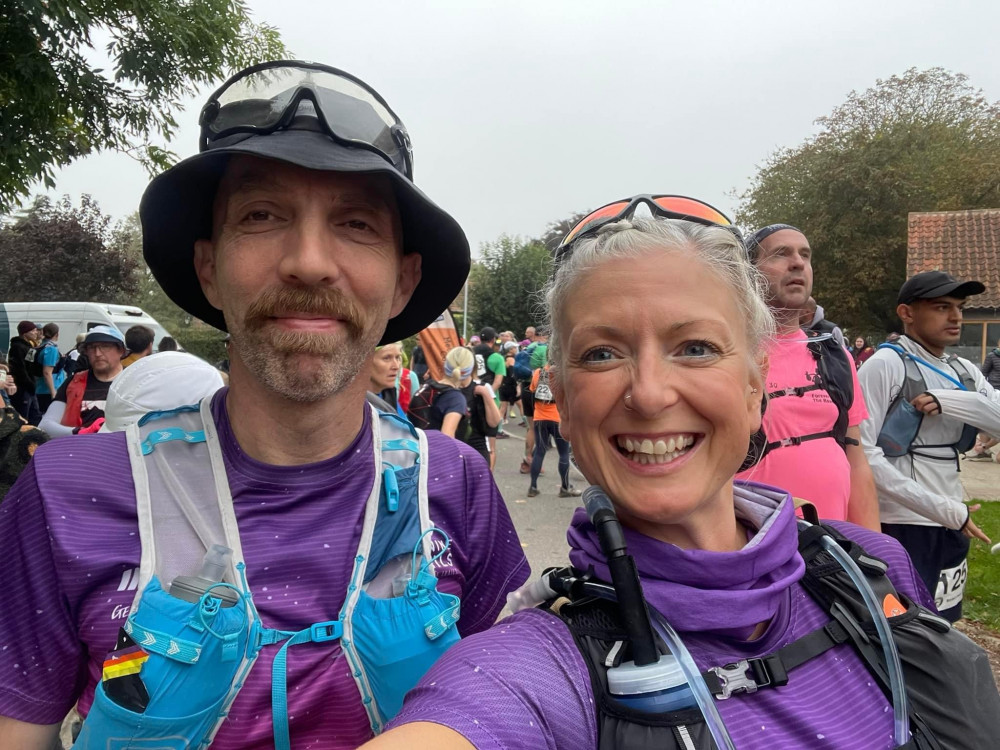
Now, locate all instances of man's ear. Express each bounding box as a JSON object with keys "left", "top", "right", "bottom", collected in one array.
[
  {"left": 193, "top": 239, "right": 222, "bottom": 311},
  {"left": 390, "top": 253, "right": 422, "bottom": 318},
  {"left": 896, "top": 303, "right": 913, "bottom": 326}
]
